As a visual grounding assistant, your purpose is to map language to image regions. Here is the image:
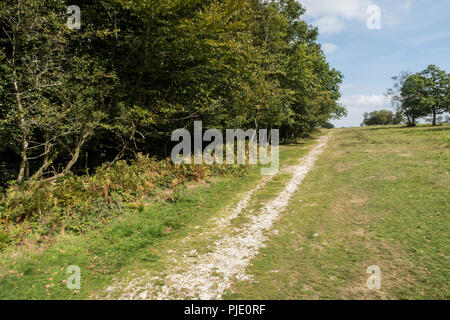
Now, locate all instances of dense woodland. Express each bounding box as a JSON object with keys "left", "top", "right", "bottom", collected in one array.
[{"left": 0, "top": 0, "right": 346, "bottom": 188}]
